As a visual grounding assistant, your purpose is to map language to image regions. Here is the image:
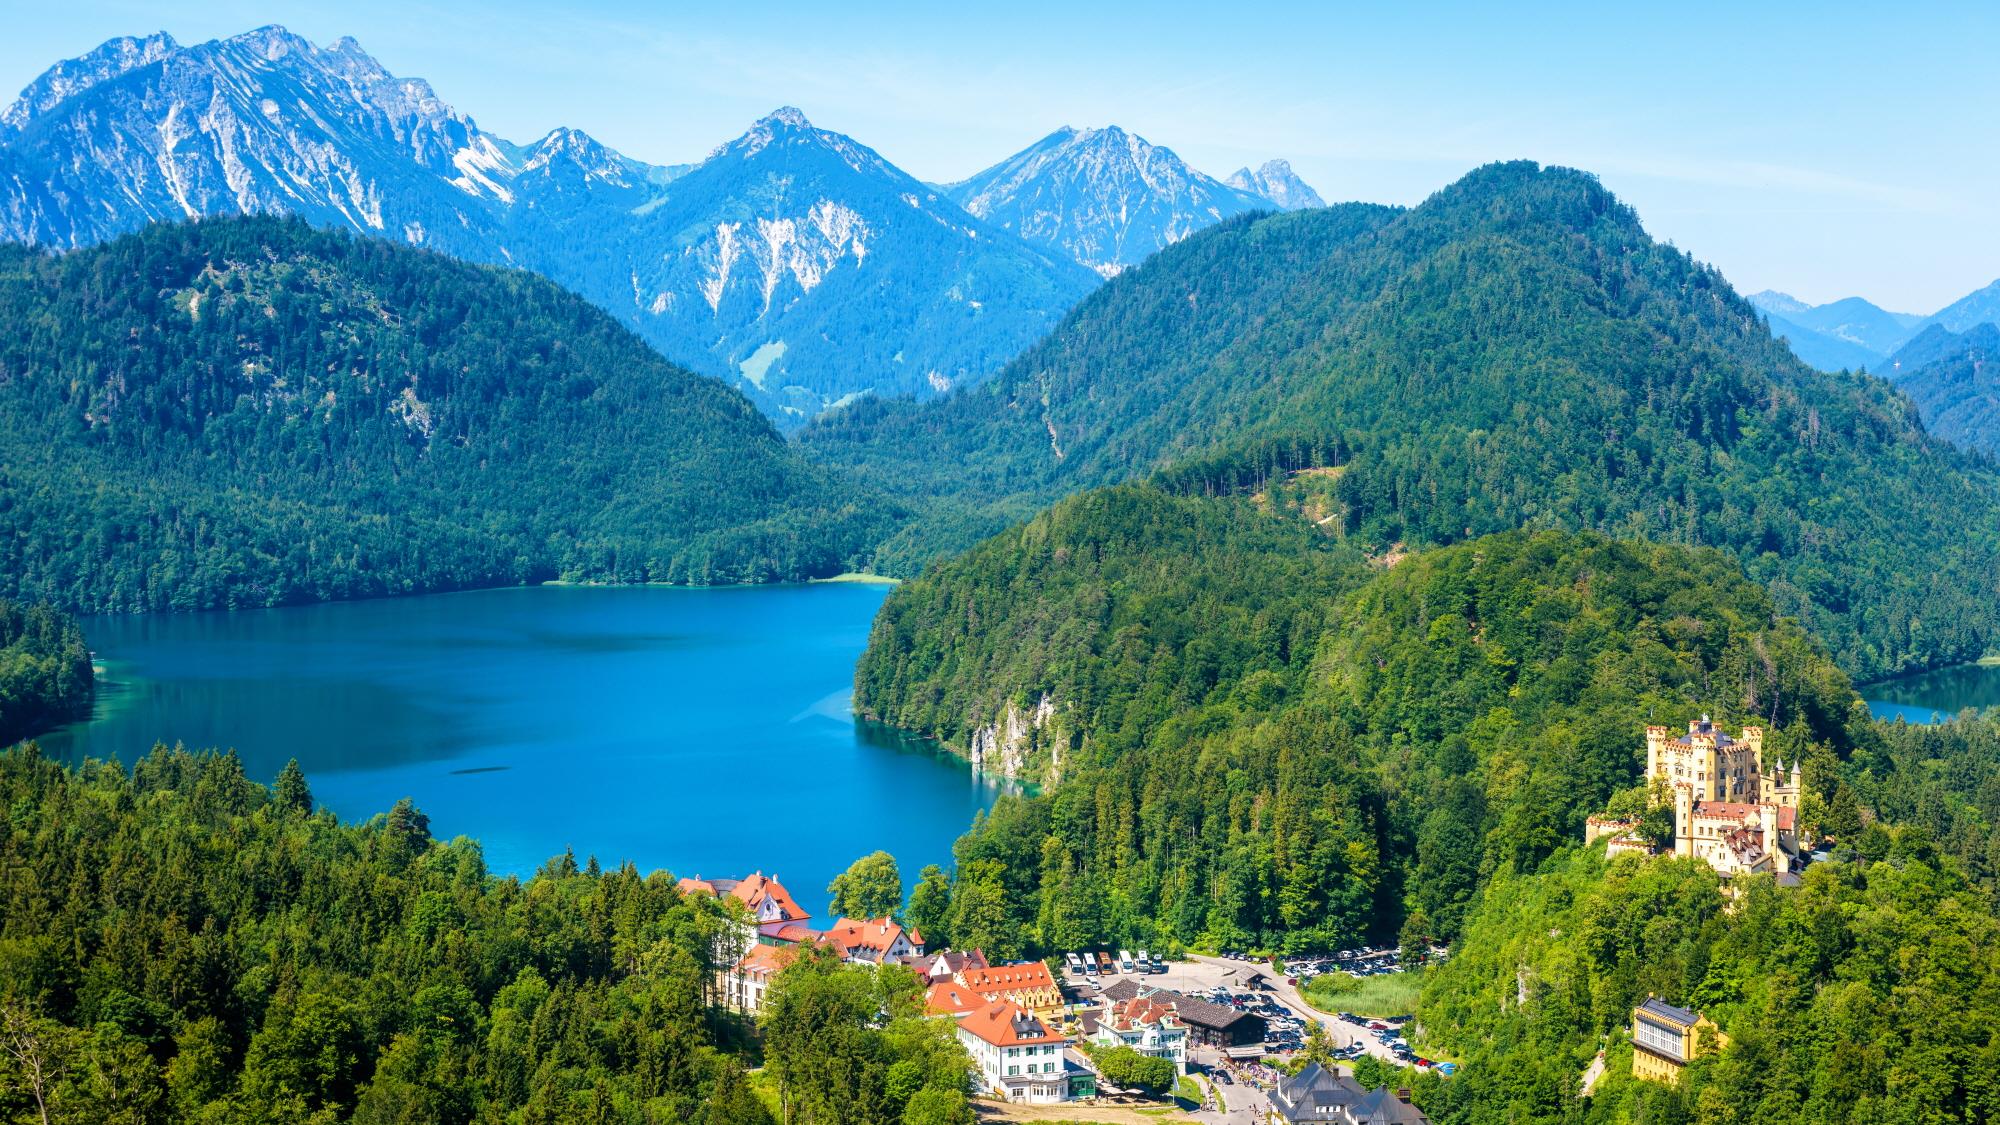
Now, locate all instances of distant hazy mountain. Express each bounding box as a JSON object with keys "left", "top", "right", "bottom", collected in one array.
[
  {"left": 1924, "top": 278, "right": 2000, "bottom": 335},
  {"left": 943, "top": 125, "right": 1287, "bottom": 277},
  {"left": 1747, "top": 289, "right": 1921, "bottom": 370},
  {"left": 1880, "top": 324, "right": 2000, "bottom": 456},
  {"left": 0, "top": 28, "right": 1095, "bottom": 421},
  {"left": 1226, "top": 159, "right": 1325, "bottom": 210}
]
